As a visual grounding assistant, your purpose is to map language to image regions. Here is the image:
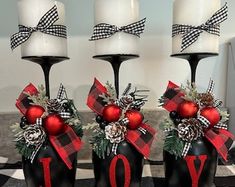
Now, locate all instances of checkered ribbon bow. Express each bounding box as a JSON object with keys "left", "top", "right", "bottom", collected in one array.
[
  {"left": 126, "top": 123, "right": 156, "bottom": 158},
  {"left": 87, "top": 78, "right": 108, "bottom": 115},
  {"left": 160, "top": 81, "right": 185, "bottom": 112},
  {"left": 90, "top": 18, "right": 146, "bottom": 41},
  {"left": 10, "top": 5, "right": 67, "bottom": 50},
  {"left": 172, "top": 3, "right": 228, "bottom": 51},
  {"left": 15, "top": 83, "right": 39, "bottom": 115},
  {"left": 49, "top": 126, "right": 83, "bottom": 169}
]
